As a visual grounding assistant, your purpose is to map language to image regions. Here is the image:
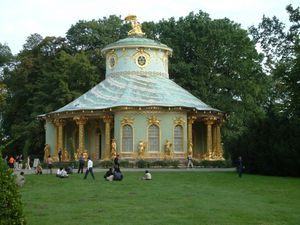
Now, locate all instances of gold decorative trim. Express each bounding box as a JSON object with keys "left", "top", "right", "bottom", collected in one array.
[
  {"left": 148, "top": 115, "right": 160, "bottom": 125},
  {"left": 121, "top": 116, "right": 134, "bottom": 125},
  {"left": 134, "top": 48, "right": 150, "bottom": 68},
  {"left": 106, "top": 70, "right": 168, "bottom": 78},
  {"left": 107, "top": 50, "right": 118, "bottom": 69},
  {"left": 173, "top": 117, "right": 185, "bottom": 126}
]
